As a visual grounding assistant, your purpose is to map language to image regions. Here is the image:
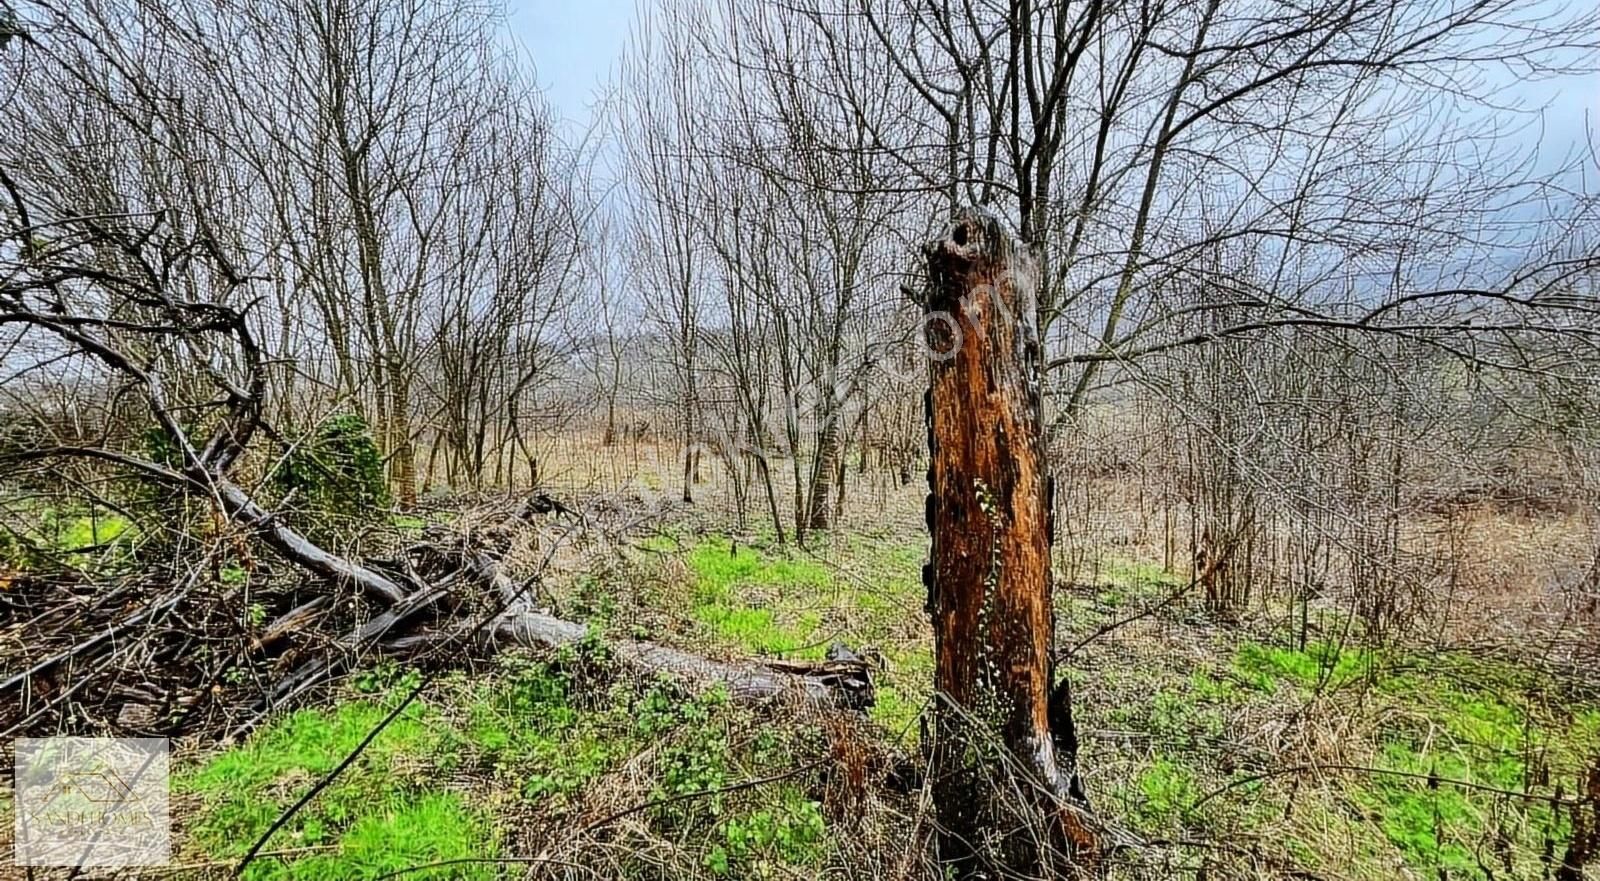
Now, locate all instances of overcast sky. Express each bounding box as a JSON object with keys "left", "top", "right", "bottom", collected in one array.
[{"left": 508, "top": 0, "right": 1598, "bottom": 171}]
